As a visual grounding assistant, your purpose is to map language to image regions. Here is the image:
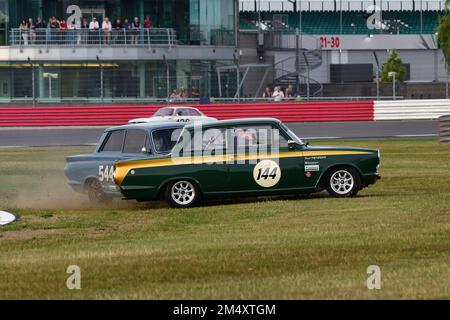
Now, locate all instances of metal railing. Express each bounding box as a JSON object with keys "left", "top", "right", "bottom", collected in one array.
[
  {"left": 240, "top": 0, "right": 446, "bottom": 12},
  {"left": 10, "top": 28, "right": 177, "bottom": 48}
]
